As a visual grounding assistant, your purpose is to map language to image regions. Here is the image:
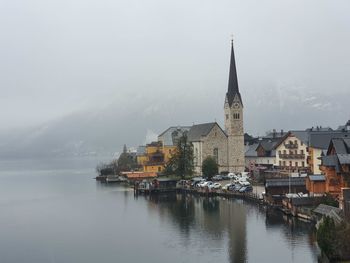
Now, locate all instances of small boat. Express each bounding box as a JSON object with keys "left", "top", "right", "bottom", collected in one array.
[{"left": 106, "top": 175, "right": 127, "bottom": 183}]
